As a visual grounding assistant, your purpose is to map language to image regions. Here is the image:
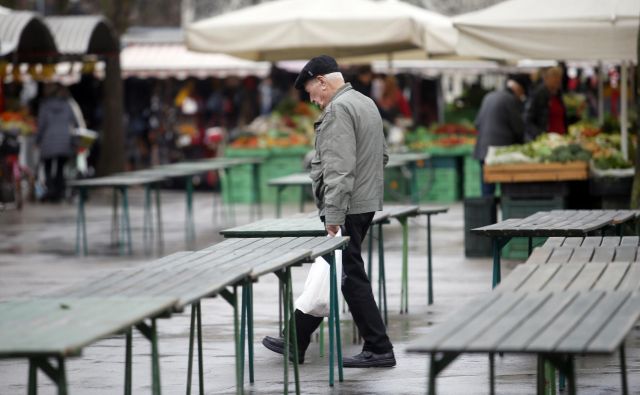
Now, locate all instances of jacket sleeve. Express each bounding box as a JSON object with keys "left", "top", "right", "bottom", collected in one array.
[
  {"left": 506, "top": 98, "right": 525, "bottom": 144},
  {"left": 320, "top": 103, "right": 356, "bottom": 225}
]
